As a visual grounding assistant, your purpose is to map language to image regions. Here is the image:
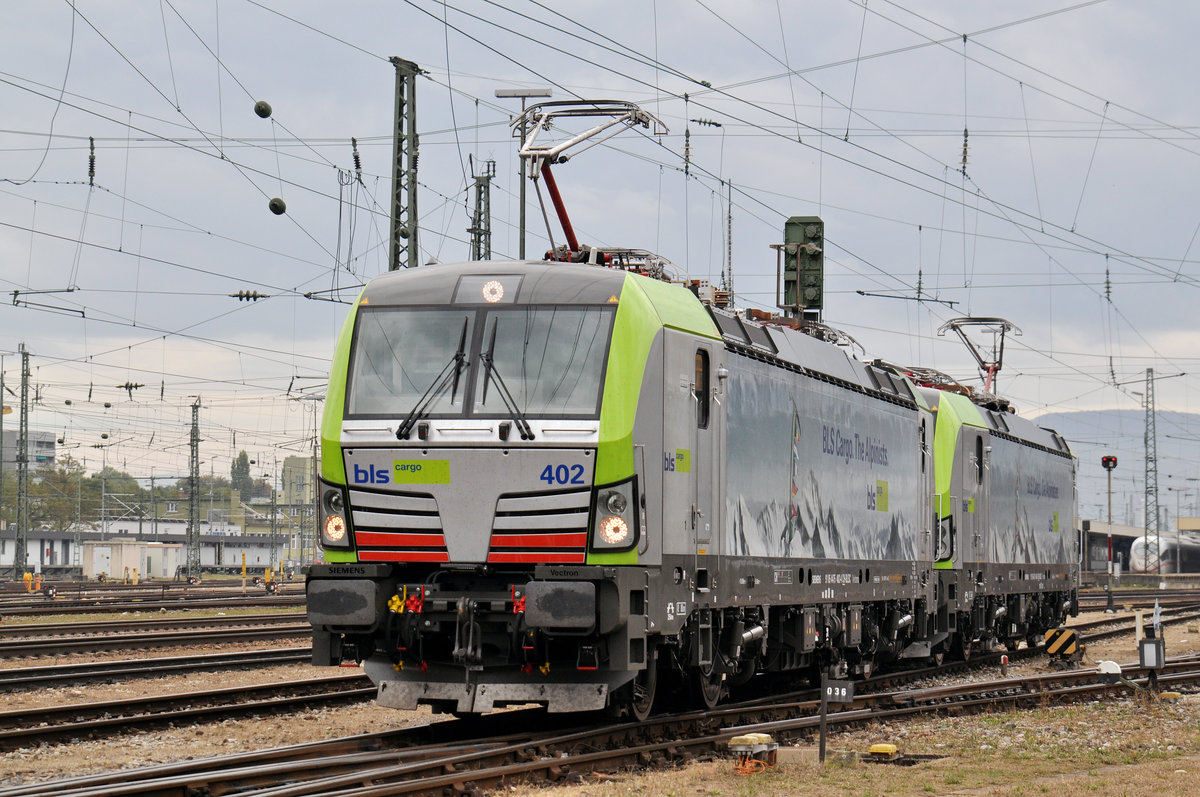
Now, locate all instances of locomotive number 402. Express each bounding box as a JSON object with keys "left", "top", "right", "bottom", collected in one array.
[{"left": 540, "top": 464, "right": 586, "bottom": 485}]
